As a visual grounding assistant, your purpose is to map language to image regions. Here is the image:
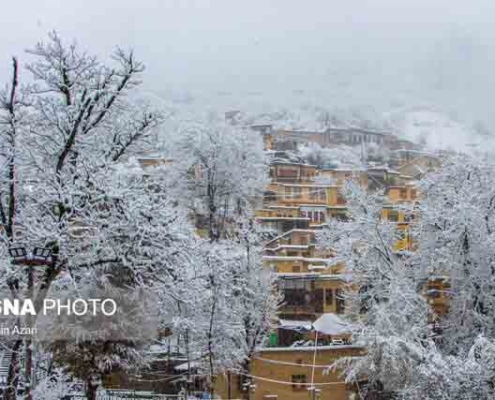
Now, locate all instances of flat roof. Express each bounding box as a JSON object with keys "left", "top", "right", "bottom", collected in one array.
[{"left": 258, "top": 345, "right": 363, "bottom": 352}]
